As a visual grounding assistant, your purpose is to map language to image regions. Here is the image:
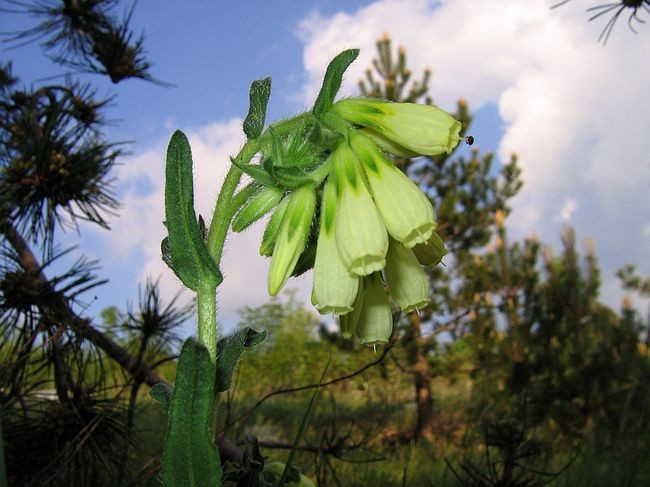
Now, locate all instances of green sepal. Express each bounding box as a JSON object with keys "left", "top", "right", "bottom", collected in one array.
[
  {"left": 149, "top": 382, "right": 173, "bottom": 410},
  {"left": 307, "top": 116, "right": 343, "bottom": 150},
  {"left": 265, "top": 164, "right": 328, "bottom": 190},
  {"left": 216, "top": 327, "right": 267, "bottom": 392},
  {"left": 229, "top": 156, "right": 276, "bottom": 188},
  {"left": 260, "top": 195, "right": 290, "bottom": 256},
  {"left": 162, "top": 337, "right": 221, "bottom": 486},
  {"left": 164, "top": 131, "right": 222, "bottom": 291},
  {"left": 312, "top": 49, "right": 359, "bottom": 117},
  {"left": 243, "top": 77, "right": 272, "bottom": 139}
]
